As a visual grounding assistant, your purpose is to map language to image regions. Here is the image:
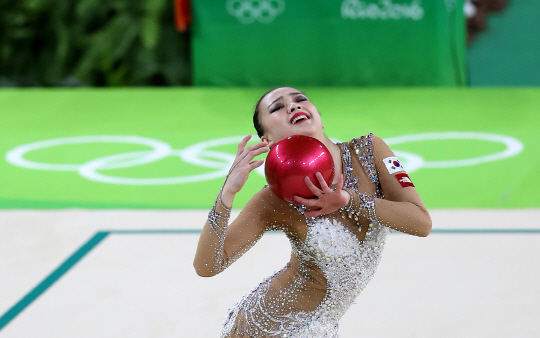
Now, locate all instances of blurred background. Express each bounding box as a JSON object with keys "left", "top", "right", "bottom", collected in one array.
[
  {"left": 1, "top": 1, "right": 540, "bottom": 337},
  {"left": 1, "top": 0, "right": 538, "bottom": 87}
]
